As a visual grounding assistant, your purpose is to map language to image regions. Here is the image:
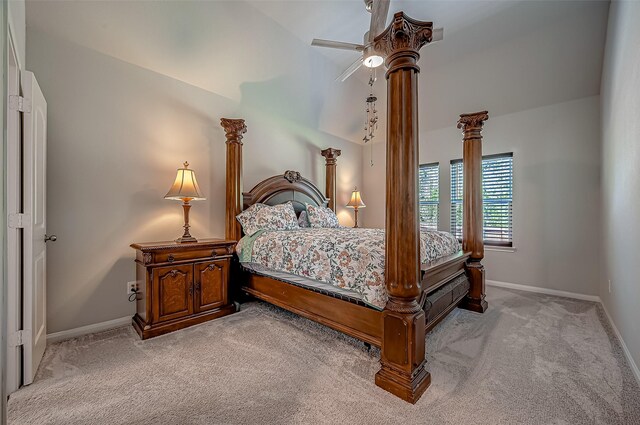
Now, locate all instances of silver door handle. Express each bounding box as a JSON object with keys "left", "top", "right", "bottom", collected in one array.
[{"left": 45, "top": 234, "right": 57, "bottom": 242}]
